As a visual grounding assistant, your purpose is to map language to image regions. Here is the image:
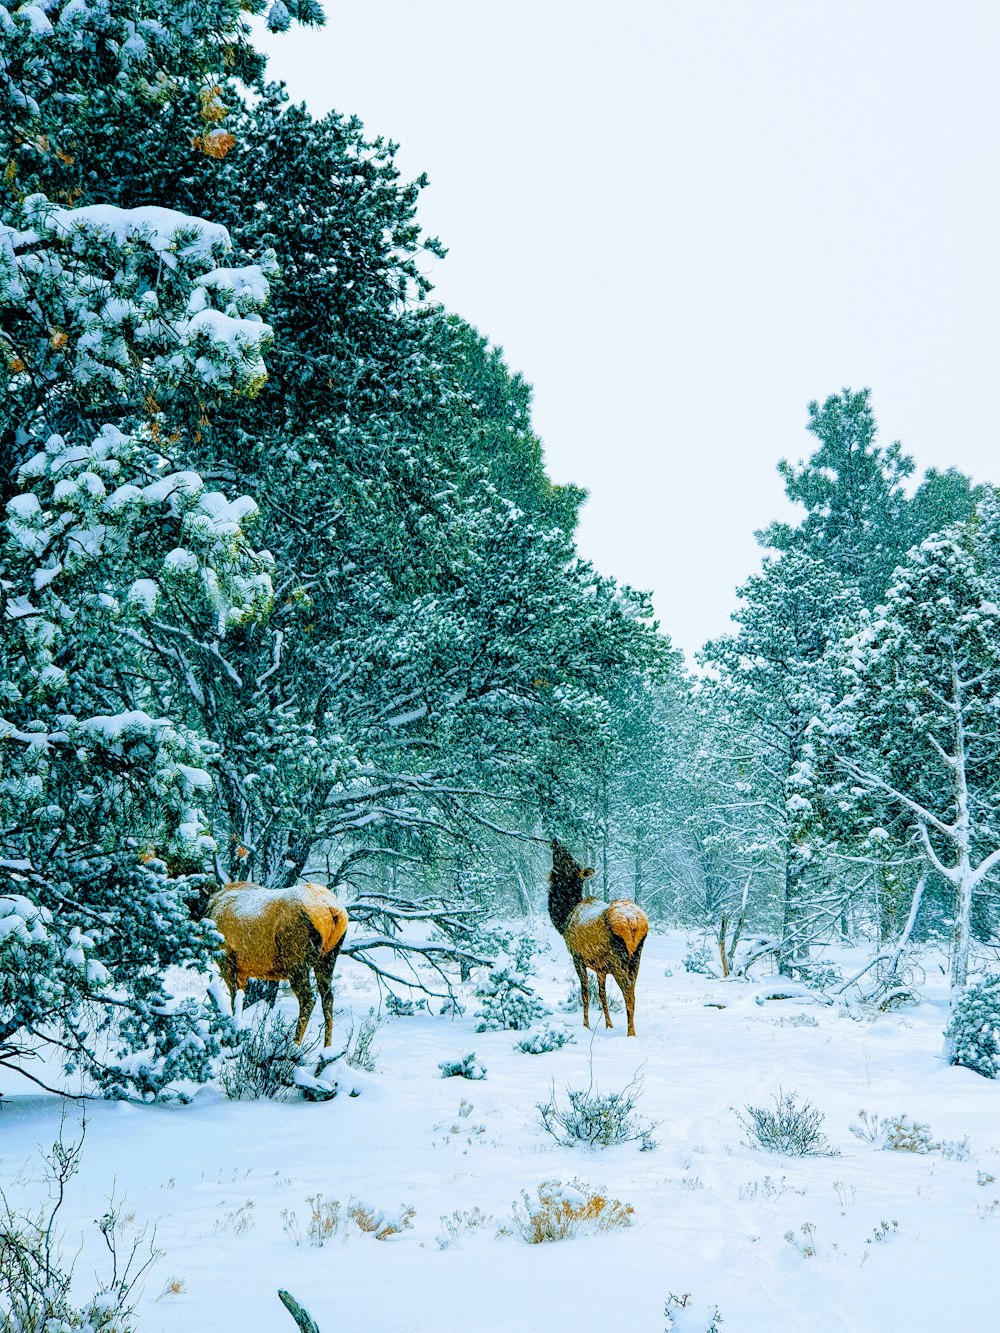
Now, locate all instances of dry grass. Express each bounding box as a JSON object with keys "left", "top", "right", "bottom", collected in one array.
[
  {"left": 282, "top": 1195, "right": 415, "bottom": 1246},
  {"left": 504, "top": 1178, "right": 634, "bottom": 1244}
]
